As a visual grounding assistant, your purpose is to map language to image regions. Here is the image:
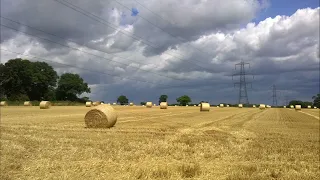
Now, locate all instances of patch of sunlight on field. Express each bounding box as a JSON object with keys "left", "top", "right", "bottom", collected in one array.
[{"left": 1, "top": 106, "right": 319, "bottom": 179}]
